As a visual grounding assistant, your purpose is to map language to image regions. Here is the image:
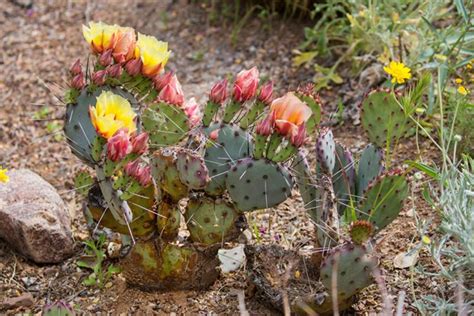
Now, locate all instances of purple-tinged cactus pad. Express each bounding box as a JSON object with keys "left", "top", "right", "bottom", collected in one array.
[
  {"left": 176, "top": 148, "right": 210, "bottom": 190},
  {"left": 332, "top": 143, "right": 356, "bottom": 215},
  {"left": 356, "top": 144, "right": 384, "bottom": 199},
  {"left": 316, "top": 127, "right": 336, "bottom": 174}
]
